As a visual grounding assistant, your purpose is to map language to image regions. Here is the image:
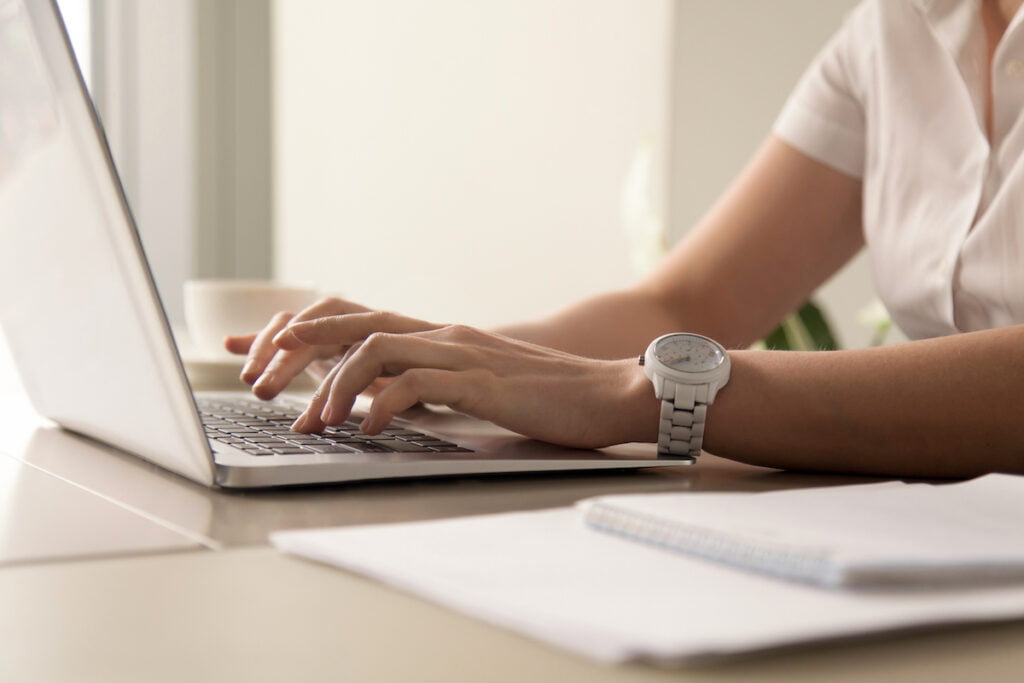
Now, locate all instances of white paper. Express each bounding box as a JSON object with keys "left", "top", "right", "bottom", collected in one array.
[{"left": 272, "top": 481, "right": 1024, "bottom": 664}]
